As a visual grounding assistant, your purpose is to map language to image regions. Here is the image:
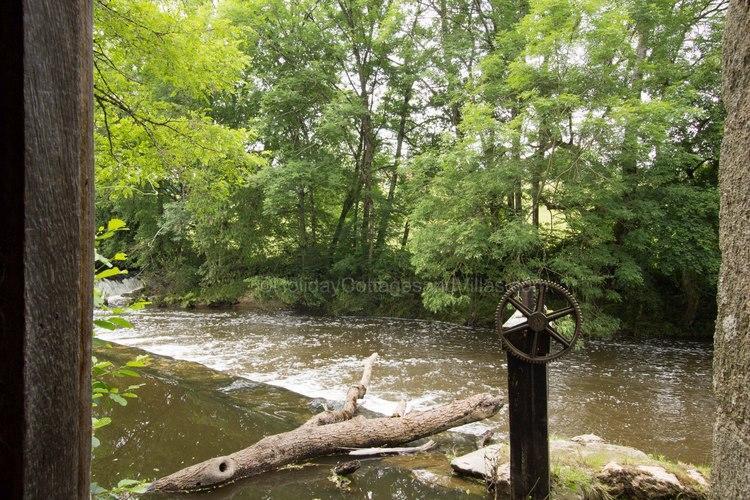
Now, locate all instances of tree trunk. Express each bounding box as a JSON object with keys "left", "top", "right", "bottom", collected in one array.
[
  {"left": 297, "top": 188, "right": 308, "bottom": 271},
  {"left": 148, "top": 354, "right": 503, "bottom": 494},
  {"left": 530, "top": 140, "right": 545, "bottom": 227},
  {"left": 680, "top": 269, "right": 699, "bottom": 328},
  {"left": 401, "top": 219, "right": 410, "bottom": 249},
  {"left": 437, "top": 0, "right": 463, "bottom": 135},
  {"left": 309, "top": 187, "right": 318, "bottom": 246},
  {"left": 712, "top": 1, "right": 750, "bottom": 498},
  {"left": 375, "top": 85, "right": 411, "bottom": 255},
  {"left": 328, "top": 130, "right": 364, "bottom": 258},
  {"left": 359, "top": 101, "right": 375, "bottom": 266}
]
